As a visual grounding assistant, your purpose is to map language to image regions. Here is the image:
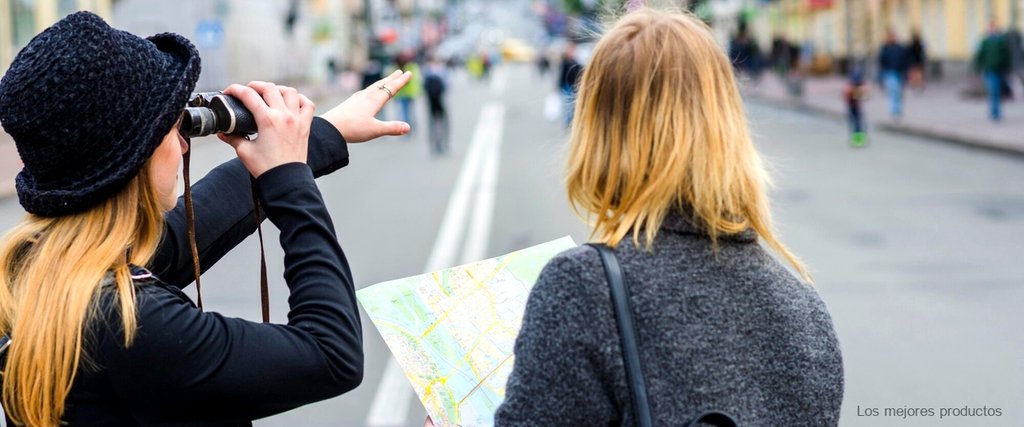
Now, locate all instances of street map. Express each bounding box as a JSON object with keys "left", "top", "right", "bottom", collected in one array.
[{"left": 356, "top": 236, "right": 577, "bottom": 427}]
